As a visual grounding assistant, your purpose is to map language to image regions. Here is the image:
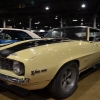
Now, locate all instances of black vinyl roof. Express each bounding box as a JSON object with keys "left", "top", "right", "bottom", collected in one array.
[{"left": 0, "top": 0, "right": 100, "bottom": 30}]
